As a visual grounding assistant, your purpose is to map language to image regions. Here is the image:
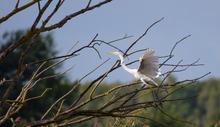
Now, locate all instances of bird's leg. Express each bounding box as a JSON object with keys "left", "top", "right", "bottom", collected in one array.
[
  {"left": 140, "top": 78, "right": 157, "bottom": 95},
  {"left": 149, "top": 78, "right": 158, "bottom": 87},
  {"left": 140, "top": 78, "right": 163, "bottom": 108},
  {"left": 147, "top": 79, "right": 163, "bottom": 108},
  {"left": 140, "top": 77, "right": 158, "bottom": 87}
]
